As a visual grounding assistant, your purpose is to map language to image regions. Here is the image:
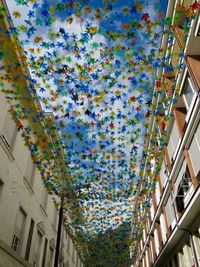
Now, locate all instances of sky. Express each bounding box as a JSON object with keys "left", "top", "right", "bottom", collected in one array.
[{"left": 5, "top": 0, "right": 168, "bottom": 261}]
